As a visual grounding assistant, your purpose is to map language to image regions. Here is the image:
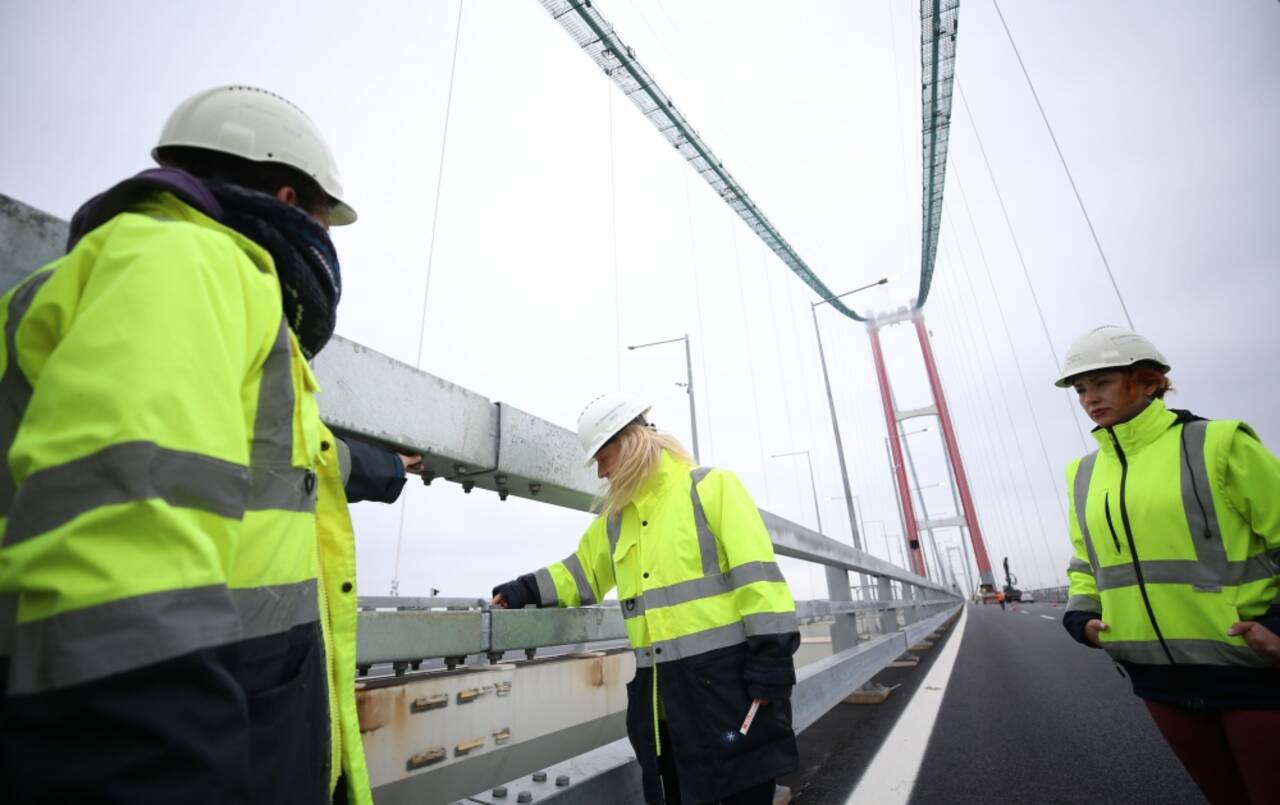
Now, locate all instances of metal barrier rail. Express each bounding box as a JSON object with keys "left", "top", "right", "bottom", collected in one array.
[
  {"left": 455, "top": 603, "right": 962, "bottom": 805},
  {"left": 1021, "top": 585, "right": 1069, "bottom": 604},
  {"left": 355, "top": 595, "right": 956, "bottom": 671}
]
